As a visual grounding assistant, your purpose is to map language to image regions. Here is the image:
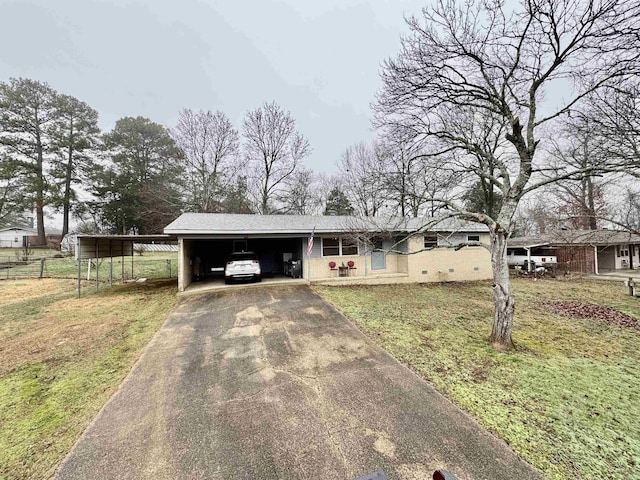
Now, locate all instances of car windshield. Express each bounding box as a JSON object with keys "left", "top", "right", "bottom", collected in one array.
[{"left": 230, "top": 252, "right": 257, "bottom": 261}]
